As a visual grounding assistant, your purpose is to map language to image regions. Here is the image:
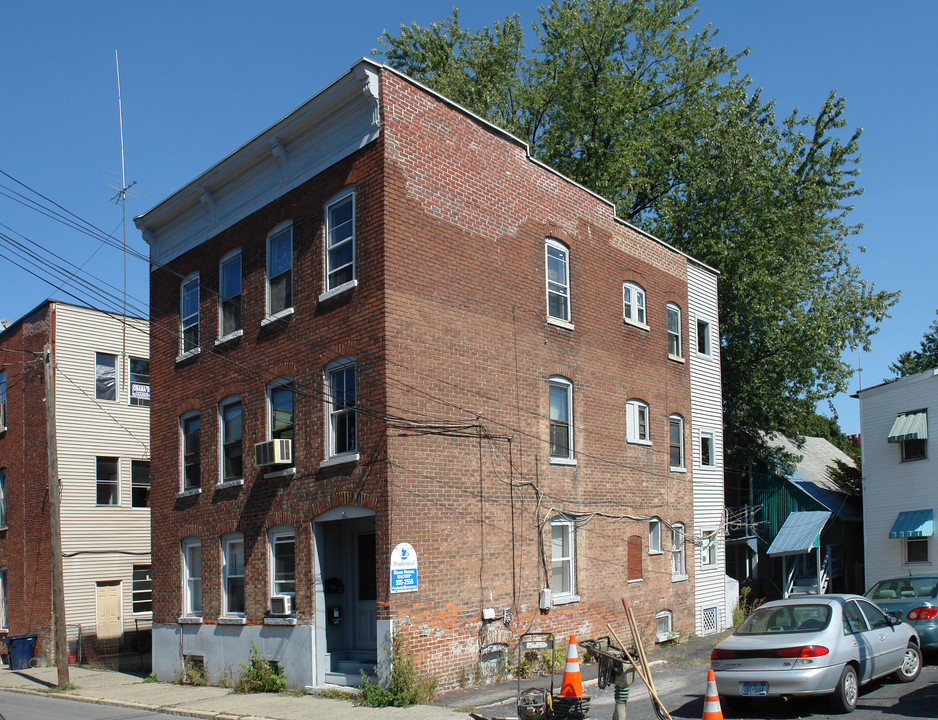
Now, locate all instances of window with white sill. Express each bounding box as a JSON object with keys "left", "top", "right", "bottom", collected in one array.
[
  {"left": 545, "top": 239, "right": 571, "bottom": 323},
  {"left": 626, "top": 399, "right": 650, "bottom": 444},
  {"left": 326, "top": 359, "right": 357, "bottom": 460},
  {"left": 267, "top": 223, "right": 293, "bottom": 317},
  {"left": 219, "top": 397, "right": 243, "bottom": 483},
  {"left": 219, "top": 250, "right": 242, "bottom": 337},
  {"left": 180, "top": 274, "right": 200, "bottom": 354},
  {"left": 222, "top": 534, "right": 245, "bottom": 616},
  {"left": 549, "top": 376, "right": 574, "bottom": 462},
  {"left": 325, "top": 190, "right": 356, "bottom": 293},
  {"left": 622, "top": 282, "right": 646, "bottom": 326},
  {"left": 181, "top": 538, "right": 202, "bottom": 617}
]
